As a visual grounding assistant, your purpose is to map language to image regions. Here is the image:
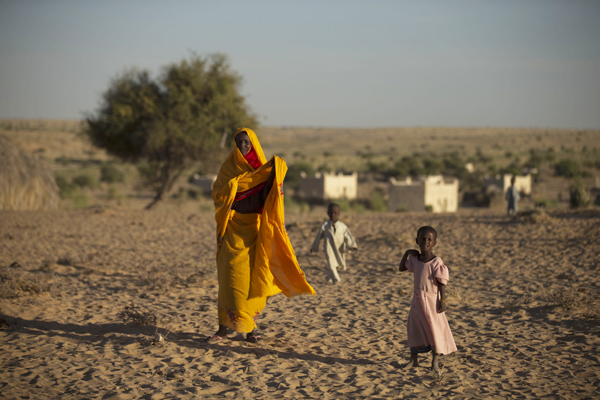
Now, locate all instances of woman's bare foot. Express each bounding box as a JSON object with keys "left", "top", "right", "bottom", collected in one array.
[
  {"left": 431, "top": 353, "right": 440, "bottom": 371},
  {"left": 403, "top": 352, "right": 419, "bottom": 369},
  {"left": 246, "top": 330, "right": 260, "bottom": 343},
  {"left": 213, "top": 324, "right": 227, "bottom": 338}
]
